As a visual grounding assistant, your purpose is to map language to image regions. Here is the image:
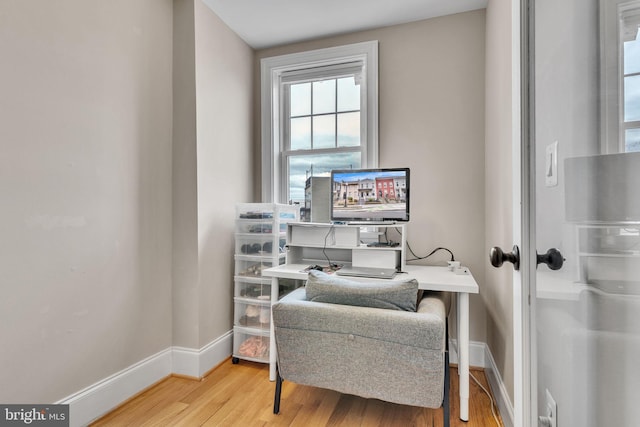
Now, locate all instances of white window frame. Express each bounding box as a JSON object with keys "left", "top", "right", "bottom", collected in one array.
[
  {"left": 600, "top": 0, "right": 640, "bottom": 153},
  {"left": 260, "top": 41, "right": 379, "bottom": 203}
]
